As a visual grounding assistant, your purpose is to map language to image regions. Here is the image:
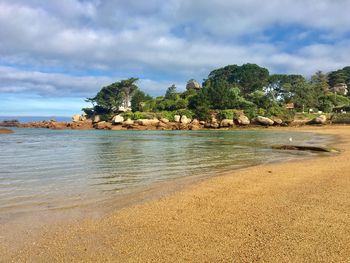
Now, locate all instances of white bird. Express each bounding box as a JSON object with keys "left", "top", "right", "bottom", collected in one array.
[{"left": 289, "top": 137, "right": 293, "bottom": 142}]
